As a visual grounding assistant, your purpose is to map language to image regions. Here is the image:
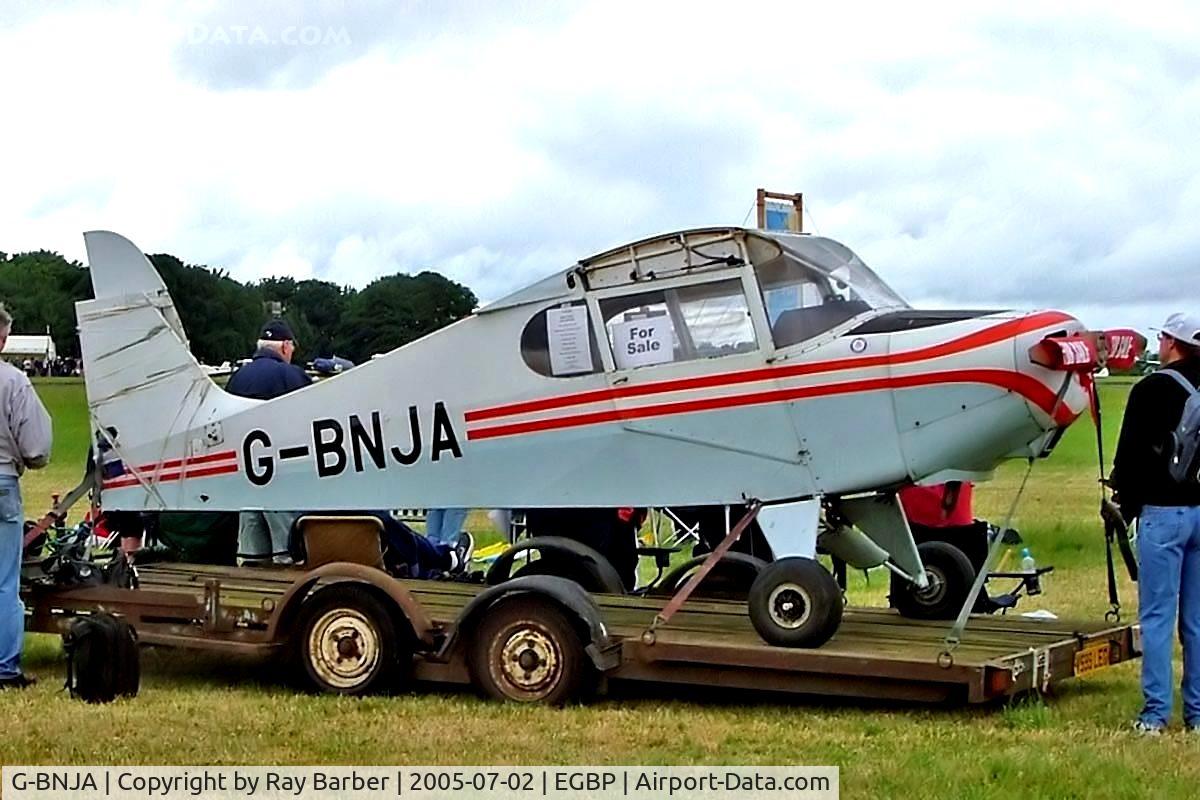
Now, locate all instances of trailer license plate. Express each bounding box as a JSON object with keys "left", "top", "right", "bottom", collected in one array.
[{"left": 1074, "top": 642, "right": 1112, "bottom": 676}]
